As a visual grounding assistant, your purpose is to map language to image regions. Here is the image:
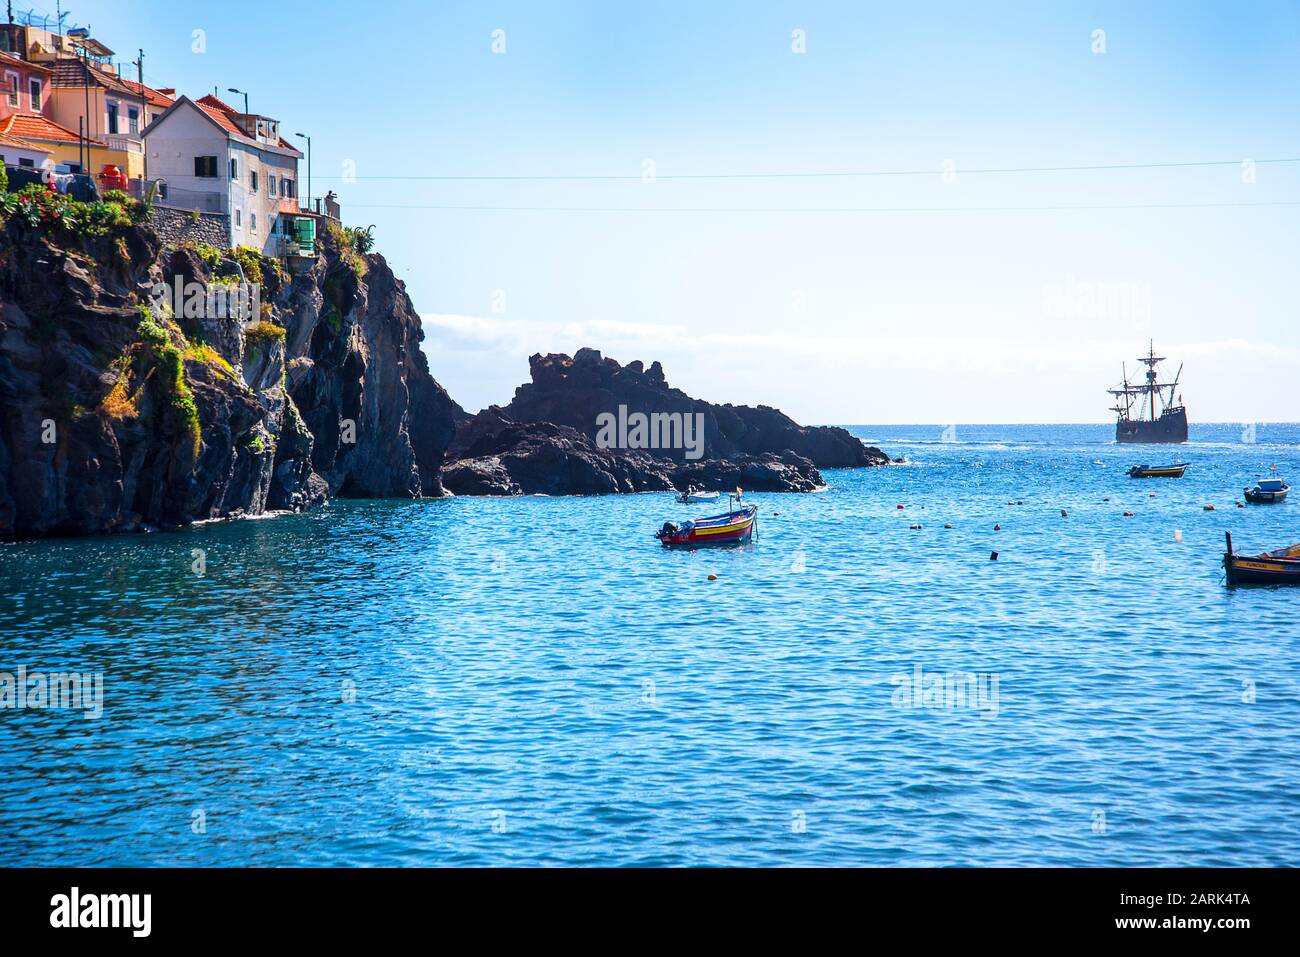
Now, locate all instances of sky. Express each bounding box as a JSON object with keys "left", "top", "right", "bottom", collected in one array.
[{"left": 50, "top": 0, "right": 1300, "bottom": 423}]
